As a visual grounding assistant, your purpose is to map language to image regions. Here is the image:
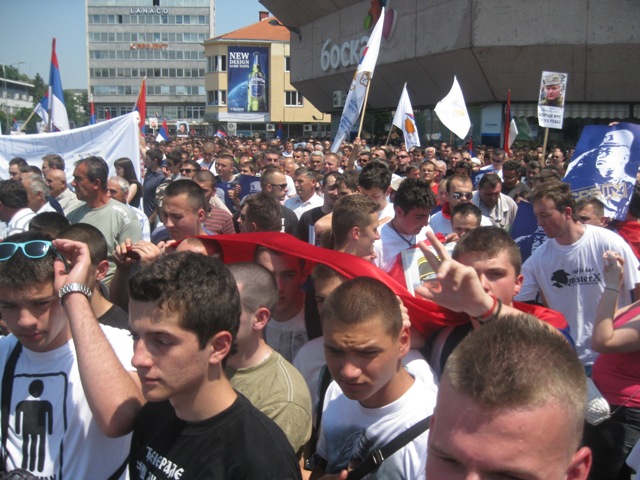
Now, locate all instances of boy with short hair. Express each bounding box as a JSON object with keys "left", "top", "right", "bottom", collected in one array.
[
  {"left": 311, "top": 277, "right": 436, "bottom": 479},
  {"left": 128, "top": 252, "right": 302, "bottom": 479}
]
